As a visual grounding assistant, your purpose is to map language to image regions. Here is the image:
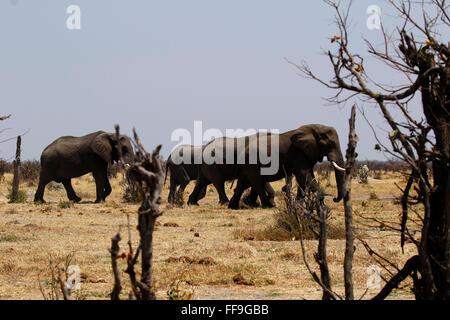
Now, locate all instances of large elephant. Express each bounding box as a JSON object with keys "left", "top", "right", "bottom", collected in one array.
[
  {"left": 228, "top": 124, "right": 346, "bottom": 209},
  {"left": 165, "top": 144, "right": 207, "bottom": 204},
  {"left": 34, "top": 131, "right": 134, "bottom": 203},
  {"left": 187, "top": 136, "right": 275, "bottom": 207}
]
